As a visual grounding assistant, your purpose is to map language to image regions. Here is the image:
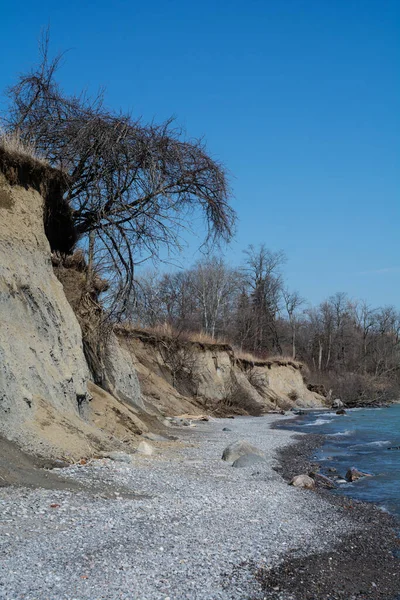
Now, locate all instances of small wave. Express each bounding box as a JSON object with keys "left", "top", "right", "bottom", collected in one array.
[
  {"left": 321, "top": 412, "right": 344, "bottom": 417},
  {"left": 350, "top": 440, "right": 391, "bottom": 448},
  {"left": 304, "top": 418, "right": 333, "bottom": 426},
  {"left": 326, "top": 429, "right": 354, "bottom": 437}
]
